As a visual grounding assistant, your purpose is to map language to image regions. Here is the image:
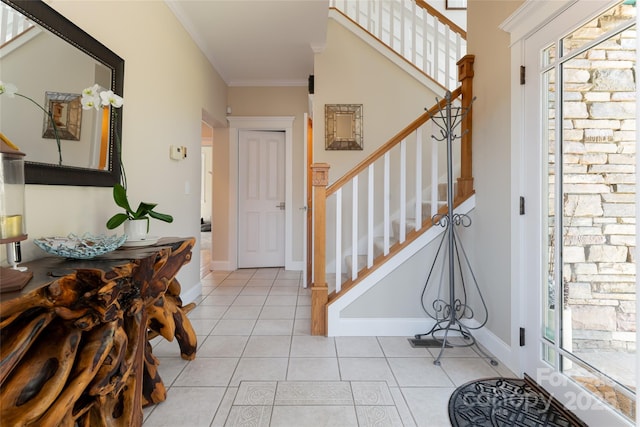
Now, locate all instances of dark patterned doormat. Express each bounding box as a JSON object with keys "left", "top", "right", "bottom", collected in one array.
[{"left": 449, "top": 377, "right": 587, "bottom": 427}]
